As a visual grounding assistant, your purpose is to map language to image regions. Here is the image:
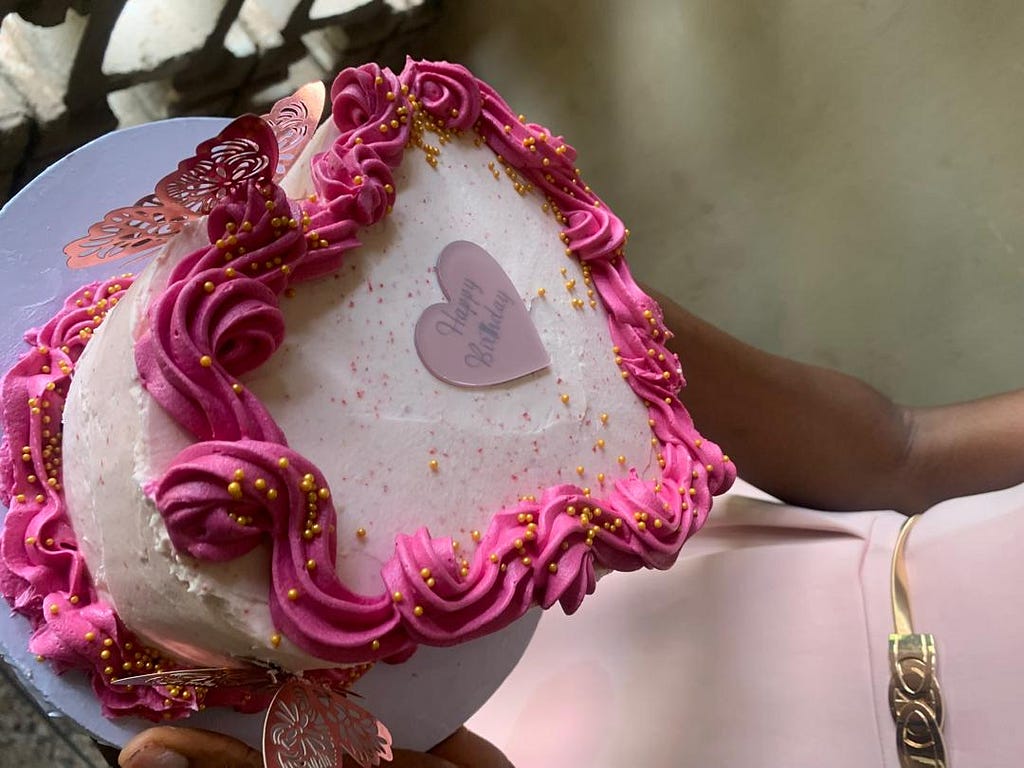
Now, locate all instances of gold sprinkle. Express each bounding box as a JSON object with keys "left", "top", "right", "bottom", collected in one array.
[
  {"left": 48, "top": 604, "right": 59, "bottom": 615},
  {"left": 199, "top": 355, "right": 213, "bottom": 368},
  {"left": 287, "top": 588, "right": 299, "bottom": 601},
  {"left": 429, "top": 459, "right": 439, "bottom": 472},
  {"left": 537, "top": 287, "right": 546, "bottom": 297},
  {"left": 84, "top": 631, "right": 96, "bottom": 642},
  {"left": 356, "top": 527, "right": 367, "bottom": 538},
  {"left": 560, "top": 393, "right": 570, "bottom": 405},
  {"left": 306, "top": 559, "right": 316, "bottom": 571},
  {"left": 617, "top": 455, "right": 626, "bottom": 465},
  {"left": 392, "top": 591, "right": 403, "bottom": 603},
  {"left": 69, "top": 595, "right": 79, "bottom": 605},
  {"left": 270, "top": 634, "right": 281, "bottom": 648},
  {"left": 470, "top": 530, "right": 482, "bottom": 542},
  {"left": 420, "top": 568, "right": 432, "bottom": 579},
  {"left": 227, "top": 481, "right": 243, "bottom": 499},
  {"left": 413, "top": 605, "right": 424, "bottom": 617},
  {"left": 371, "top": 639, "right": 381, "bottom": 651},
  {"left": 100, "top": 650, "right": 111, "bottom": 660}
]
